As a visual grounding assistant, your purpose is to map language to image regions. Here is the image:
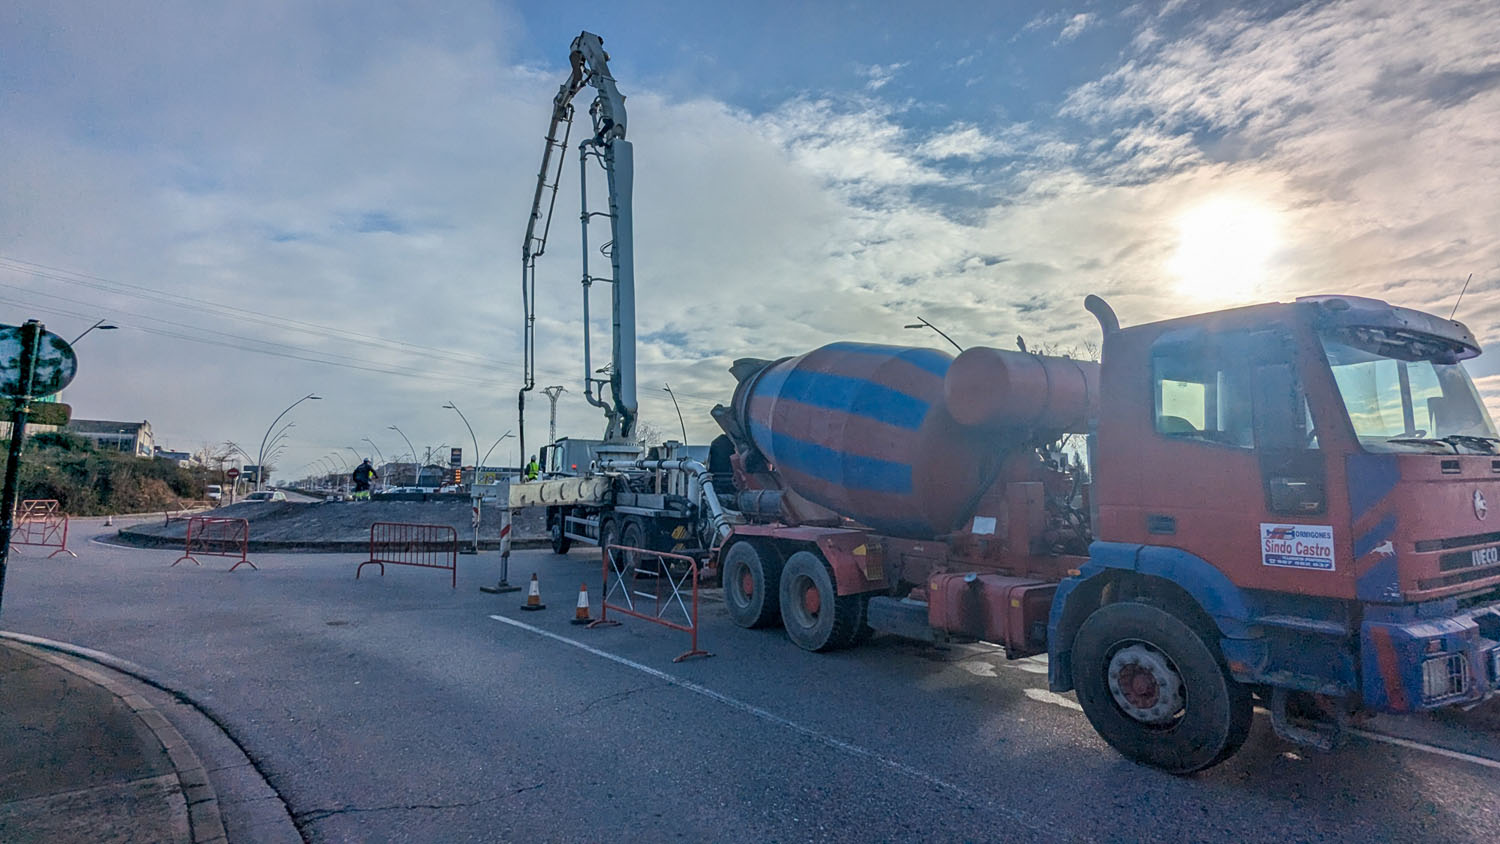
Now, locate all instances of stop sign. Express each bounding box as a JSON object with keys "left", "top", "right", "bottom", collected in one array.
[{"left": 226, "top": 468, "right": 240, "bottom": 480}]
